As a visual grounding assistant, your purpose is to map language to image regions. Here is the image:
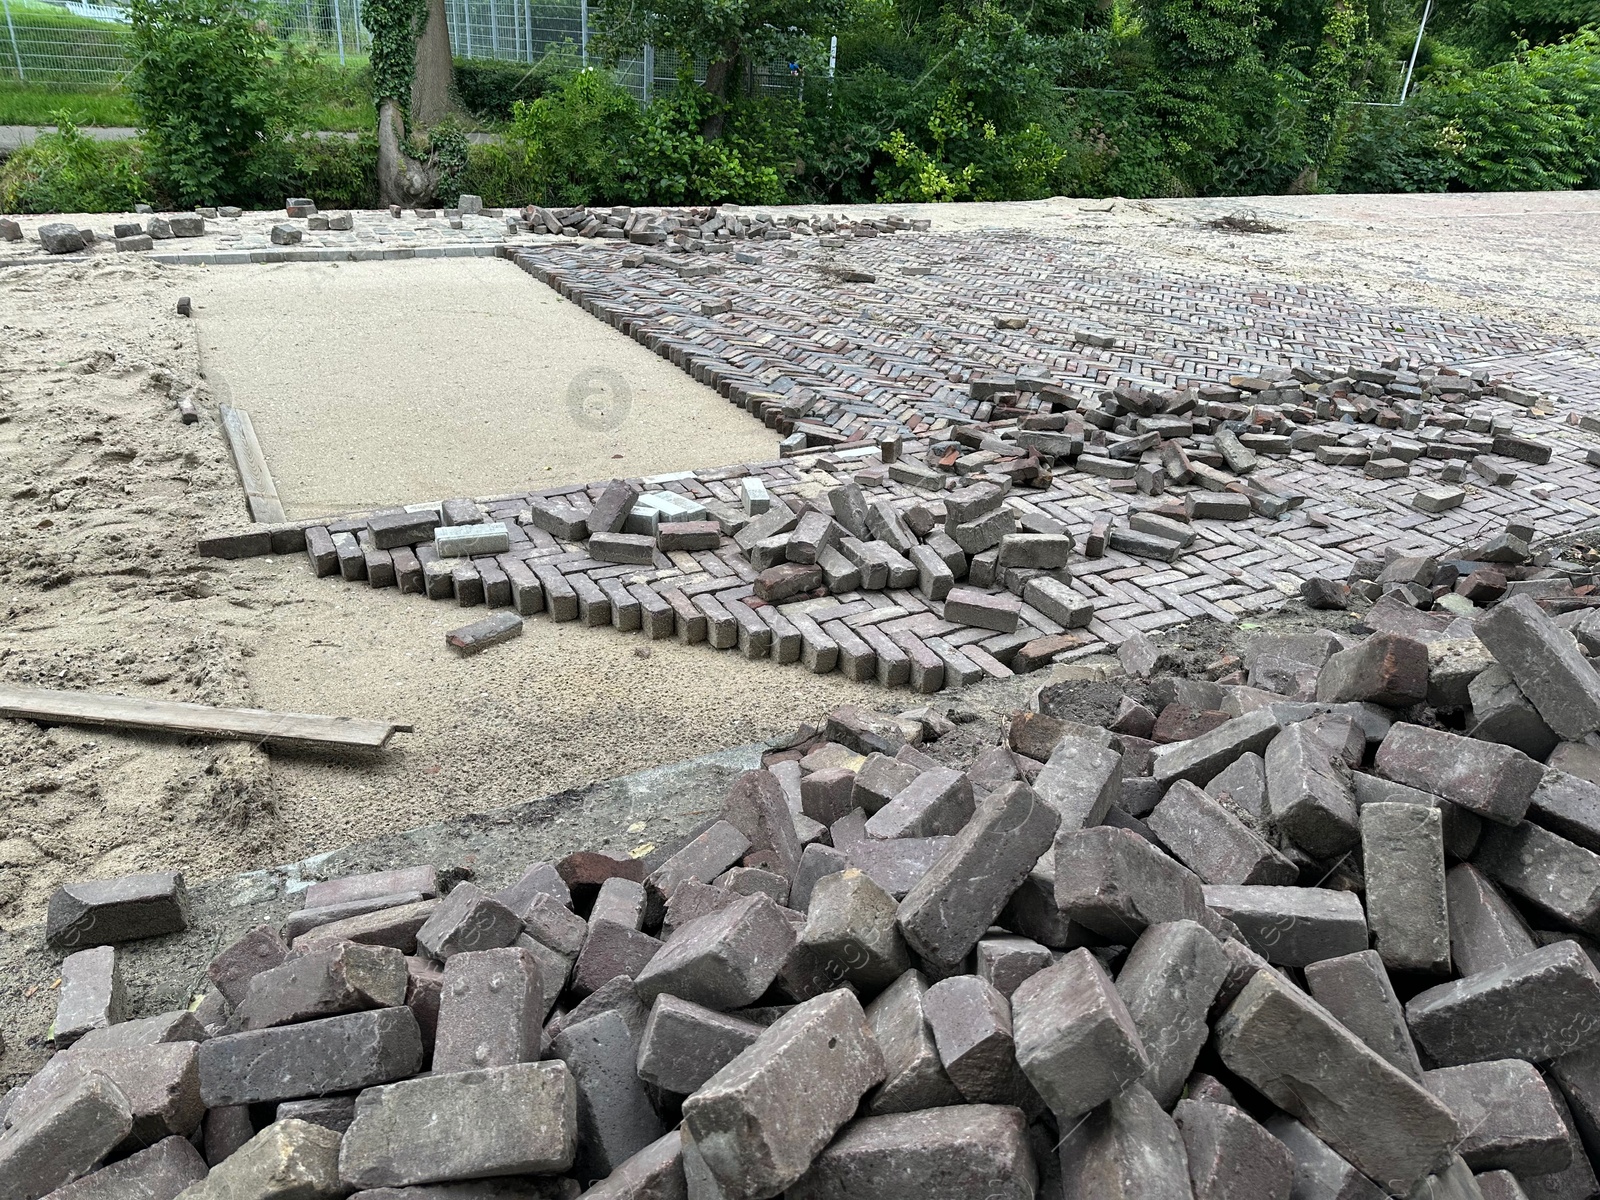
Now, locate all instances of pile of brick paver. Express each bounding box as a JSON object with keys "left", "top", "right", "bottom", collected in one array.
[
  {"left": 13, "top": 575, "right": 1600, "bottom": 1198},
  {"left": 202, "top": 327, "right": 1600, "bottom": 689}
]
